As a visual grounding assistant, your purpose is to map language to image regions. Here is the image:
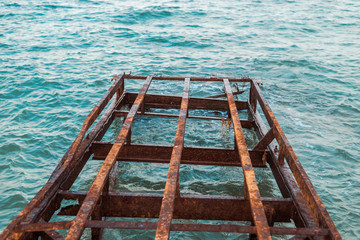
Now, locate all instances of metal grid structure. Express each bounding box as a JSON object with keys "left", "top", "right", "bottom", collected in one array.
[{"left": 0, "top": 74, "right": 341, "bottom": 240}]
